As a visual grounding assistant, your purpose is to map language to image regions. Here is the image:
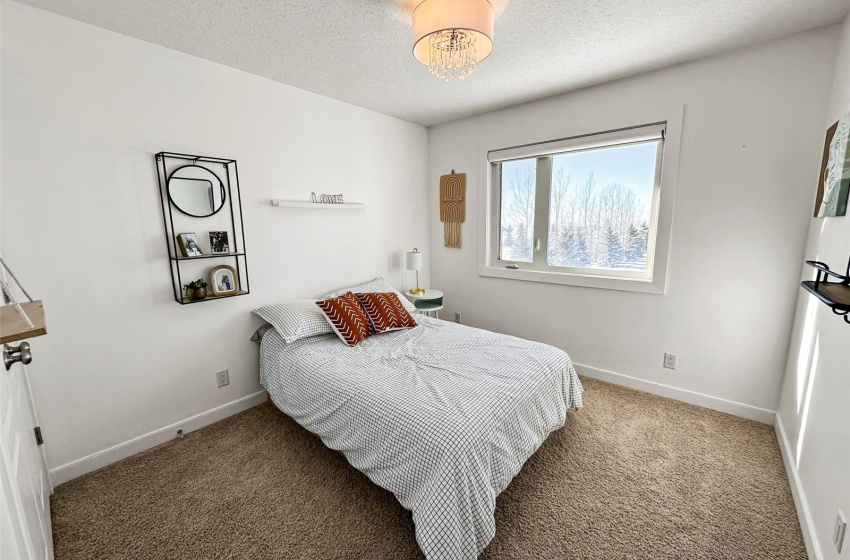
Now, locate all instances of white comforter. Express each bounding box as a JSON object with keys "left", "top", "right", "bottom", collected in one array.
[{"left": 258, "top": 316, "right": 583, "bottom": 559}]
